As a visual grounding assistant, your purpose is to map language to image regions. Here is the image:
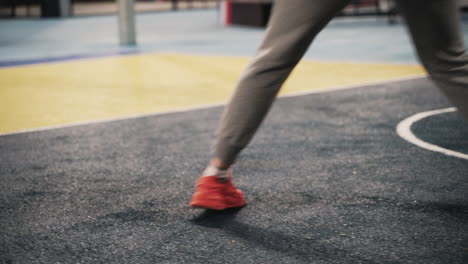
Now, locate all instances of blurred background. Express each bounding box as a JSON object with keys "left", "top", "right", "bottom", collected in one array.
[
  {"left": 0, "top": 0, "right": 467, "bottom": 134},
  {"left": 2, "top": 0, "right": 467, "bottom": 20}
]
